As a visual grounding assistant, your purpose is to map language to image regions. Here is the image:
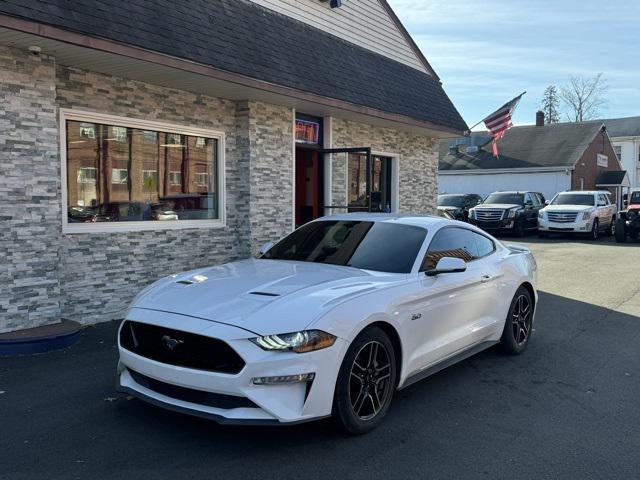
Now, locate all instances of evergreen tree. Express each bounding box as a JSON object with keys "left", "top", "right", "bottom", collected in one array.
[{"left": 541, "top": 85, "right": 561, "bottom": 124}]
